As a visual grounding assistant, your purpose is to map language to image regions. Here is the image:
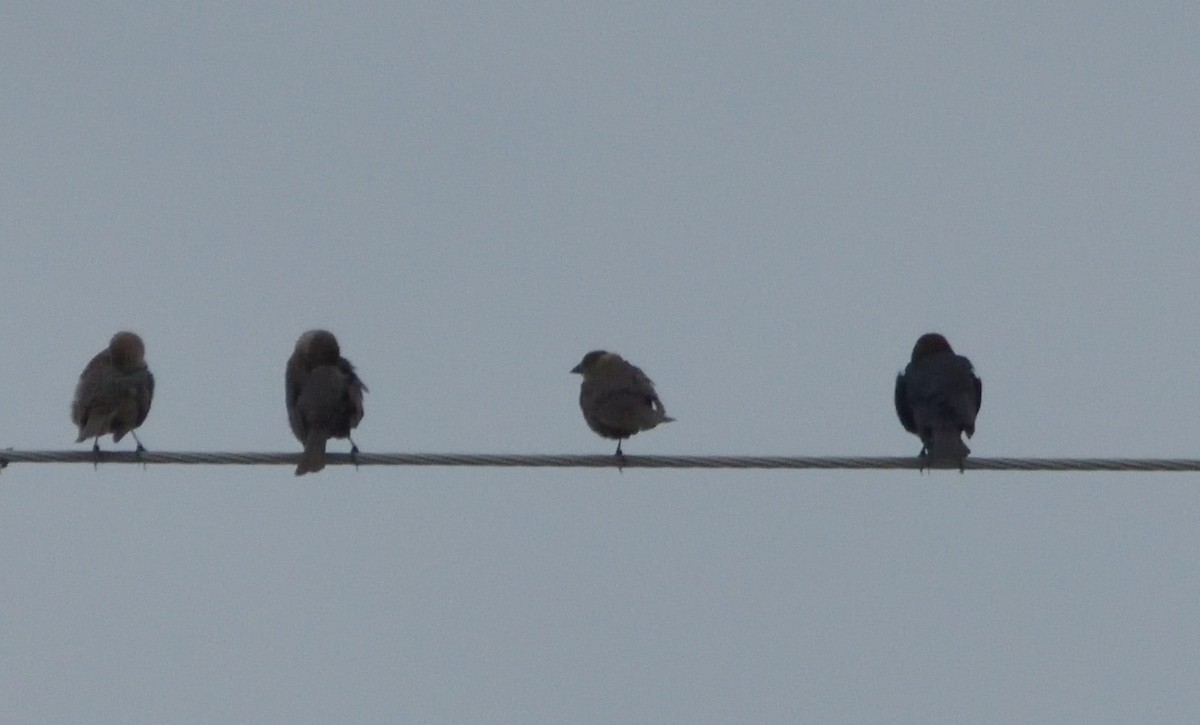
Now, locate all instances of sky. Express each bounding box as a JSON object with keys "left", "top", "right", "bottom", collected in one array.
[{"left": 1, "top": 2, "right": 1198, "bottom": 722}]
